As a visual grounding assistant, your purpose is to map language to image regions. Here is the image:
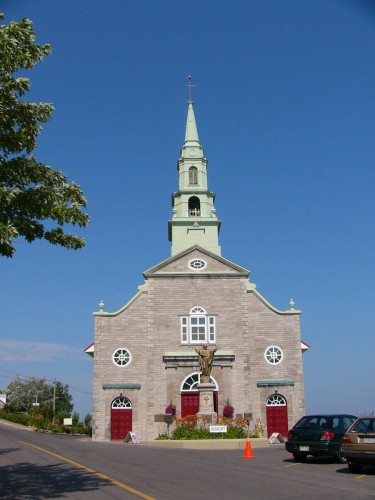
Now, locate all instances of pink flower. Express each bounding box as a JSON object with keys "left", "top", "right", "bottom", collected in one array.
[{"left": 165, "top": 404, "right": 176, "bottom": 415}]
